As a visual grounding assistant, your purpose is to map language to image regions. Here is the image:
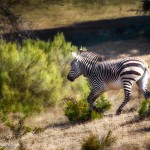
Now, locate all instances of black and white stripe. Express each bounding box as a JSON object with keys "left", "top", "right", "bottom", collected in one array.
[{"left": 67, "top": 51, "right": 150, "bottom": 116}]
